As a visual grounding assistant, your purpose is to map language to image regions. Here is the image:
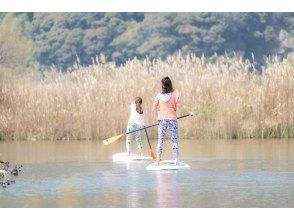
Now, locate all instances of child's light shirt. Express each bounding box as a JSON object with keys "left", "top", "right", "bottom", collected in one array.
[{"left": 128, "top": 103, "right": 145, "bottom": 126}]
